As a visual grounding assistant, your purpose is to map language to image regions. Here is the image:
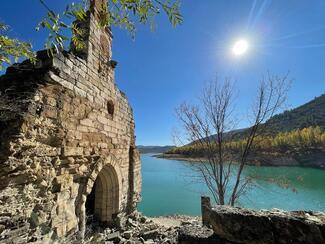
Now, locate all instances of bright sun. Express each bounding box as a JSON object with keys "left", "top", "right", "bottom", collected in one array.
[{"left": 232, "top": 39, "right": 249, "bottom": 56}]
